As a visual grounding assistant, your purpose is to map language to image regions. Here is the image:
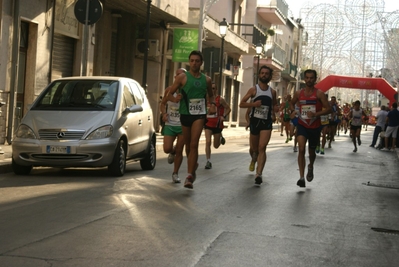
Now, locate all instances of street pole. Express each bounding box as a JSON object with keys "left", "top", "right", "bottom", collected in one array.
[
  {"left": 218, "top": 18, "right": 228, "bottom": 94},
  {"left": 142, "top": 0, "right": 152, "bottom": 93},
  {"left": 256, "top": 54, "right": 260, "bottom": 84},
  {"left": 81, "top": 0, "right": 90, "bottom": 76},
  {"left": 218, "top": 36, "right": 225, "bottom": 93},
  {"left": 255, "top": 42, "right": 263, "bottom": 86}
]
